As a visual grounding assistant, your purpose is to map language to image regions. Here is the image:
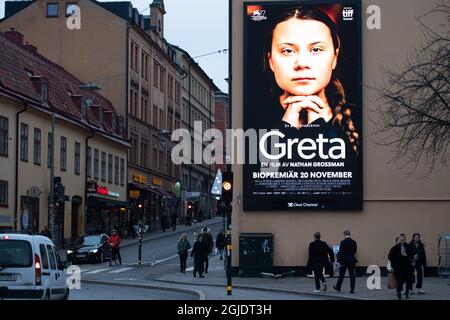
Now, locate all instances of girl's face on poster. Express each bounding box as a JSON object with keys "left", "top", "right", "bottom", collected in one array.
[{"left": 268, "top": 18, "right": 338, "bottom": 98}]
